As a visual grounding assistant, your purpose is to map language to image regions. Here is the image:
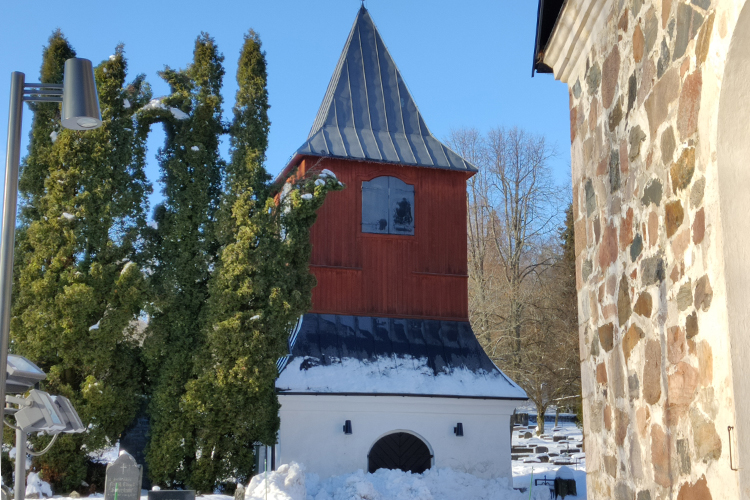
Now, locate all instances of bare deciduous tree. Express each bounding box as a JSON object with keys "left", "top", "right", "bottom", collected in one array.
[{"left": 448, "top": 127, "right": 579, "bottom": 434}]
